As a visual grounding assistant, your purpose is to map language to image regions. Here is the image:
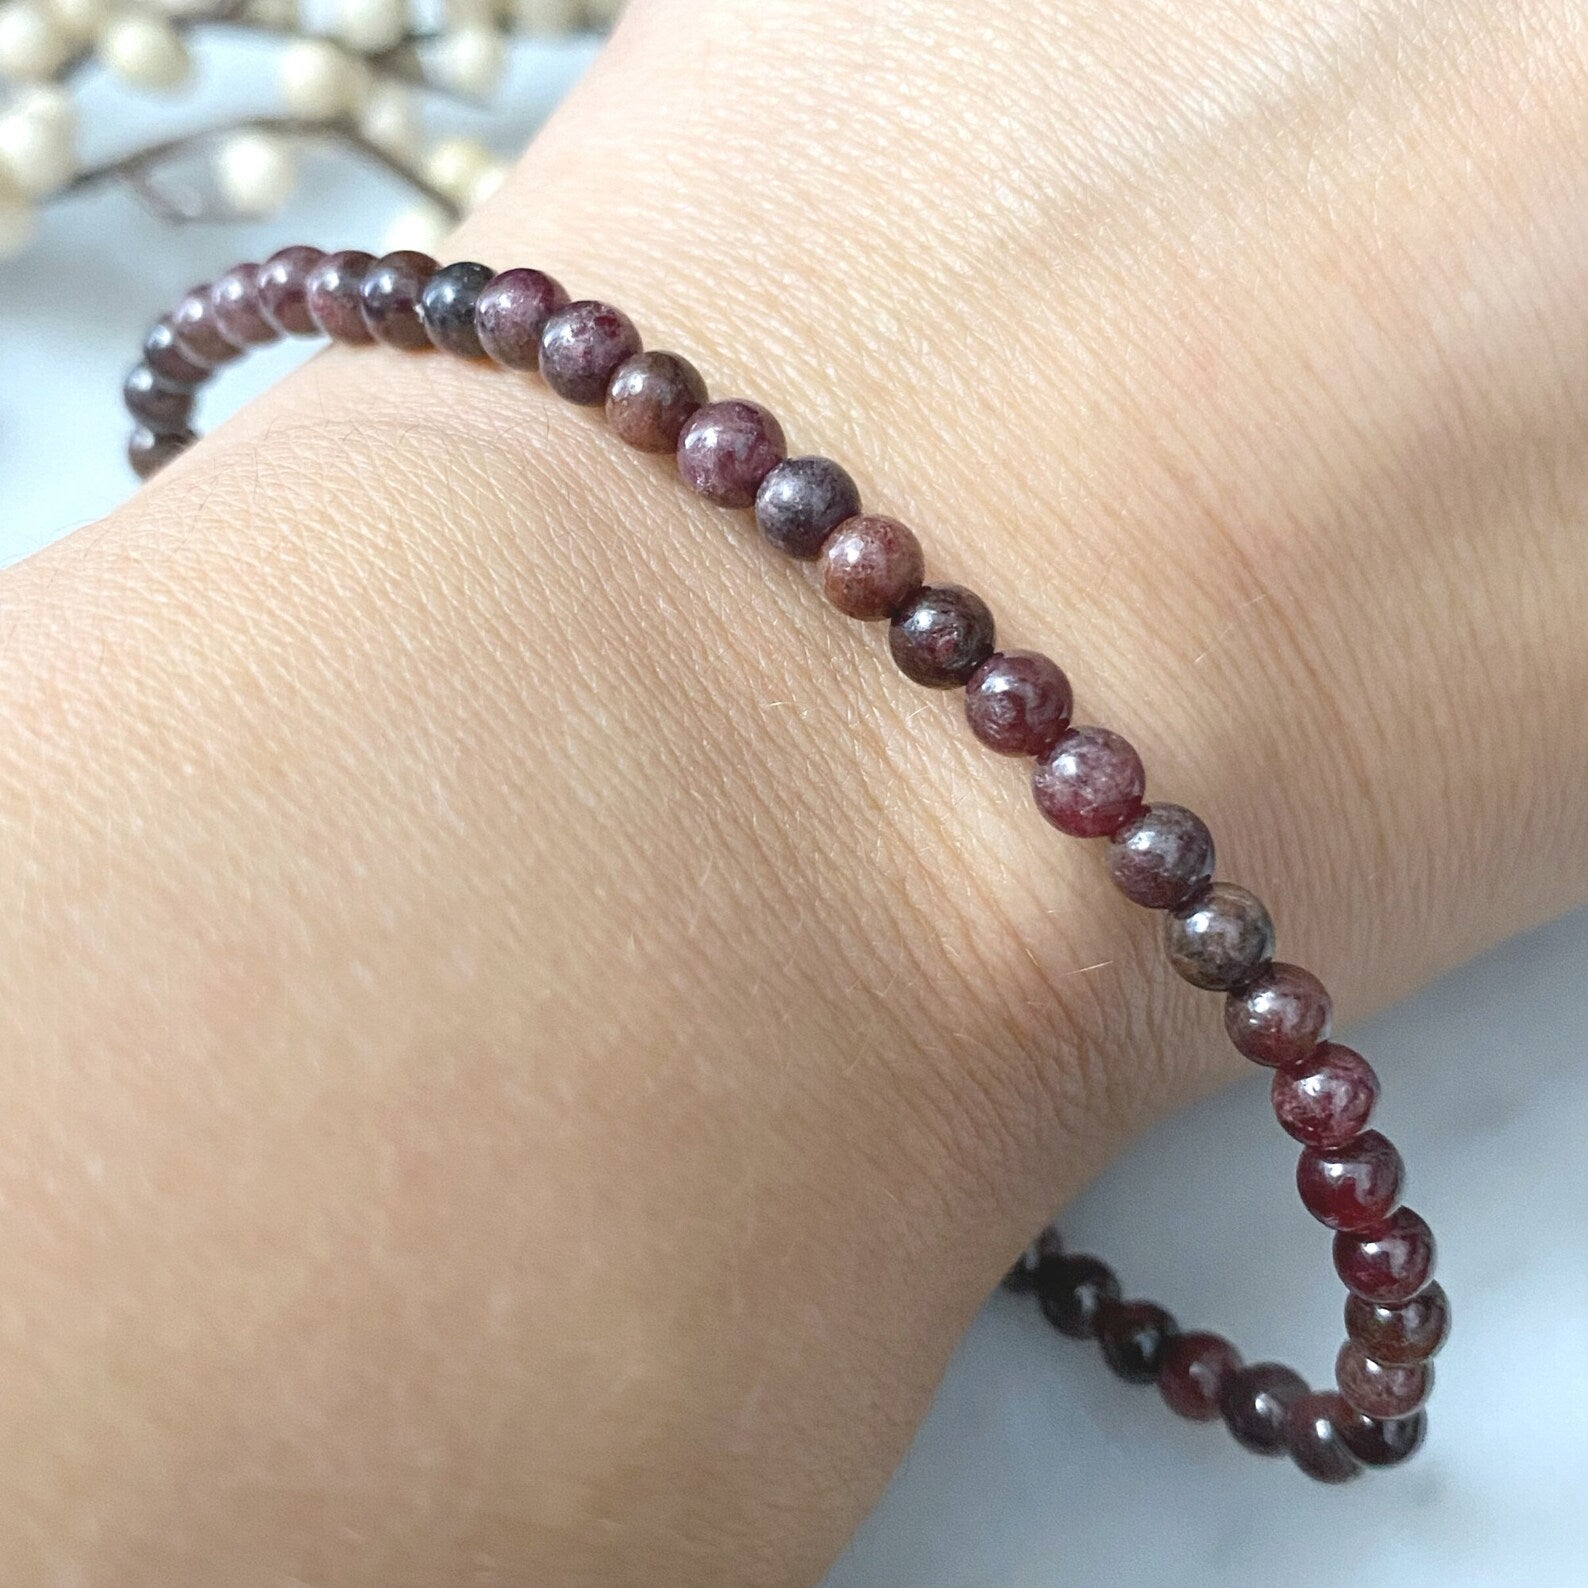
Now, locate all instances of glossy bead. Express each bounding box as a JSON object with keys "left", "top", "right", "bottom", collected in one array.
[
  {"left": 123, "top": 363, "right": 193, "bottom": 432},
  {"left": 1285, "top": 1392, "right": 1363, "bottom": 1484},
  {"left": 1032, "top": 726, "right": 1146, "bottom": 838},
  {"left": 1223, "top": 962, "right": 1333, "bottom": 1067},
  {"left": 1345, "top": 1282, "right": 1450, "bottom": 1364},
  {"left": 1336, "top": 1340, "right": 1433, "bottom": 1418},
  {"left": 306, "top": 249, "right": 376, "bottom": 343},
  {"left": 1158, "top": 1331, "right": 1242, "bottom": 1421},
  {"left": 1163, "top": 882, "right": 1274, "bottom": 991},
  {"left": 1272, "top": 1041, "right": 1380, "bottom": 1149},
  {"left": 1001, "top": 1224, "right": 1063, "bottom": 1294},
  {"left": 677, "top": 399, "right": 787, "bottom": 507},
  {"left": 964, "top": 650, "right": 1073, "bottom": 757},
  {"left": 256, "top": 244, "right": 324, "bottom": 336},
  {"left": 820, "top": 514, "right": 925, "bottom": 620},
  {"left": 474, "top": 266, "right": 569, "bottom": 368},
  {"left": 172, "top": 284, "right": 244, "bottom": 367},
  {"left": 1219, "top": 1361, "right": 1308, "bottom": 1456},
  {"left": 1296, "top": 1131, "right": 1404, "bottom": 1230},
  {"left": 1107, "top": 803, "right": 1215, "bottom": 910},
  {"left": 1337, "top": 1407, "right": 1428, "bottom": 1468},
  {"left": 142, "top": 317, "right": 211, "bottom": 385},
  {"left": 208, "top": 263, "right": 278, "bottom": 348},
  {"left": 606, "top": 351, "right": 708, "bottom": 453},
  {"left": 540, "top": 299, "right": 643, "bottom": 405},
  {"left": 1333, "top": 1207, "right": 1436, "bottom": 1305},
  {"left": 361, "top": 249, "right": 438, "bottom": 350},
  {"left": 1035, "top": 1253, "right": 1120, "bottom": 1339},
  {"left": 1095, "top": 1299, "right": 1179, "bottom": 1384},
  {"left": 127, "top": 425, "right": 194, "bottom": 480},
  {"left": 889, "top": 585, "right": 997, "bottom": 689},
  {"left": 754, "top": 455, "right": 860, "bottom": 559},
  {"left": 419, "top": 259, "right": 493, "bottom": 357}
]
